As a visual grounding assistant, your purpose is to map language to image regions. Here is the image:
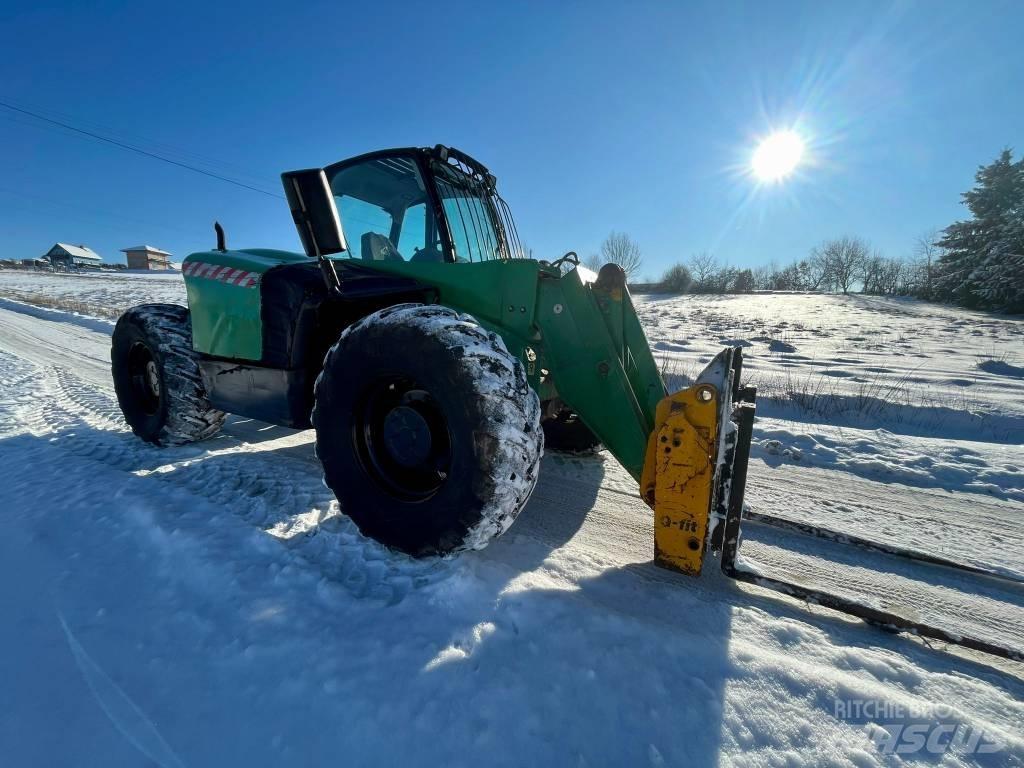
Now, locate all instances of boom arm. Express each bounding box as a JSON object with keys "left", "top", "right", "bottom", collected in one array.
[
  {"left": 535, "top": 263, "right": 753, "bottom": 576},
  {"left": 534, "top": 263, "right": 664, "bottom": 480}
]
